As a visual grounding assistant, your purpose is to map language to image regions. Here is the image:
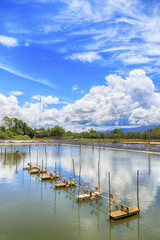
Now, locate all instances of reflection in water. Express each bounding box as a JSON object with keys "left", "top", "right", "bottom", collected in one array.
[
  {"left": 107, "top": 214, "right": 140, "bottom": 240},
  {"left": 0, "top": 146, "right": 27, "bottom": 180},
  {"left": 0, "top": 144, "right": 160, "bottom": 240},
  {"left": 148, "top": 154, "right": 151, "bottom": 175}
]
